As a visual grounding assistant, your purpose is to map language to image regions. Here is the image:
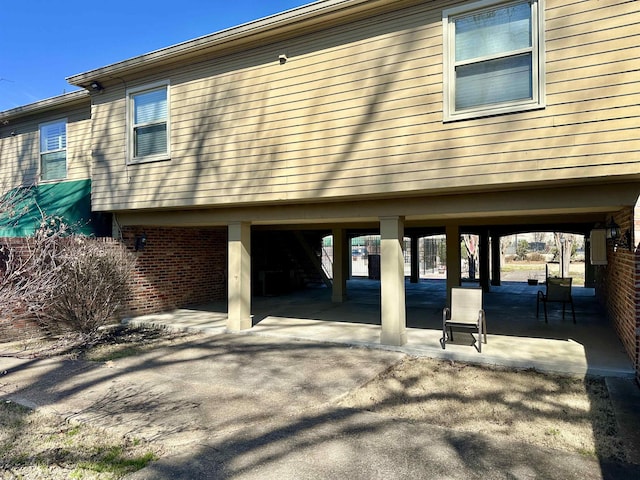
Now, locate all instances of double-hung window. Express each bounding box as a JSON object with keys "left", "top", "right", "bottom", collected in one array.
[
  {"left": 128, "top": 82, "right": 170, "bottom": 163},
  {"left": 40, "top": 119, "right": 67, "bottom": 181},
  {"left": 443, "top": 0, "right": 545, "bottom": 121}
]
